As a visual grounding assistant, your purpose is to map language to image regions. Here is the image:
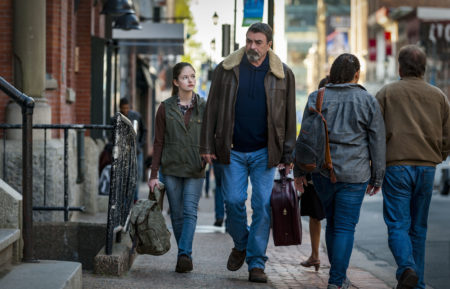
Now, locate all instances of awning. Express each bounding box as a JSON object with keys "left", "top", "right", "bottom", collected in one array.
[{"left": 113, "top": 22, "right": 184, "bottom": 55}]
